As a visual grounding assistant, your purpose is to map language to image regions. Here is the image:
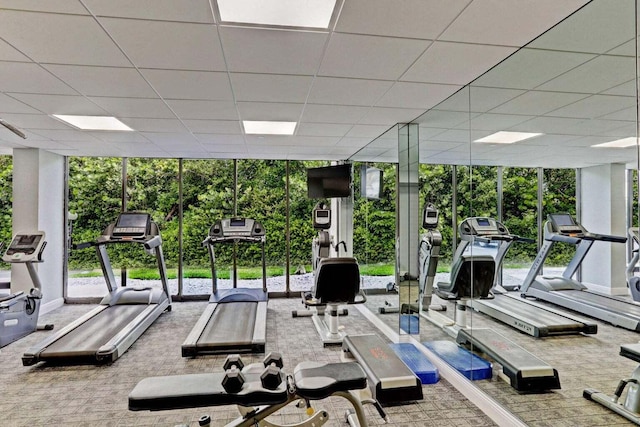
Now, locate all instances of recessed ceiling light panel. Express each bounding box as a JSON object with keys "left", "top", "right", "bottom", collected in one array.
[
  {"left": 592, "top": 137, "right": 637, "bottom": 148},
  {"left": 474, "top": 131, "right": 543, "bottom": 144},
  {"left": 243, "top": 120, "right": 296, "bottom": 135},
  {"left": 52, "top": 115, "right": 133, "bottom": 131},
  {"left": 217, "top": 0, "right": 337, "bottom": 28}
]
